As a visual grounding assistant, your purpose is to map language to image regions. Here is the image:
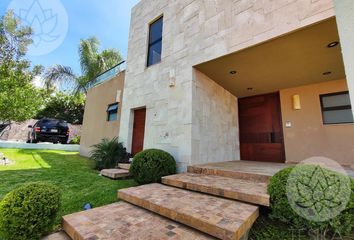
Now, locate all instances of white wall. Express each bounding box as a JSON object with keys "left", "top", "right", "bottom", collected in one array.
[{"left": 334, "top": 0, "right": 354, "bottom": 118}]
